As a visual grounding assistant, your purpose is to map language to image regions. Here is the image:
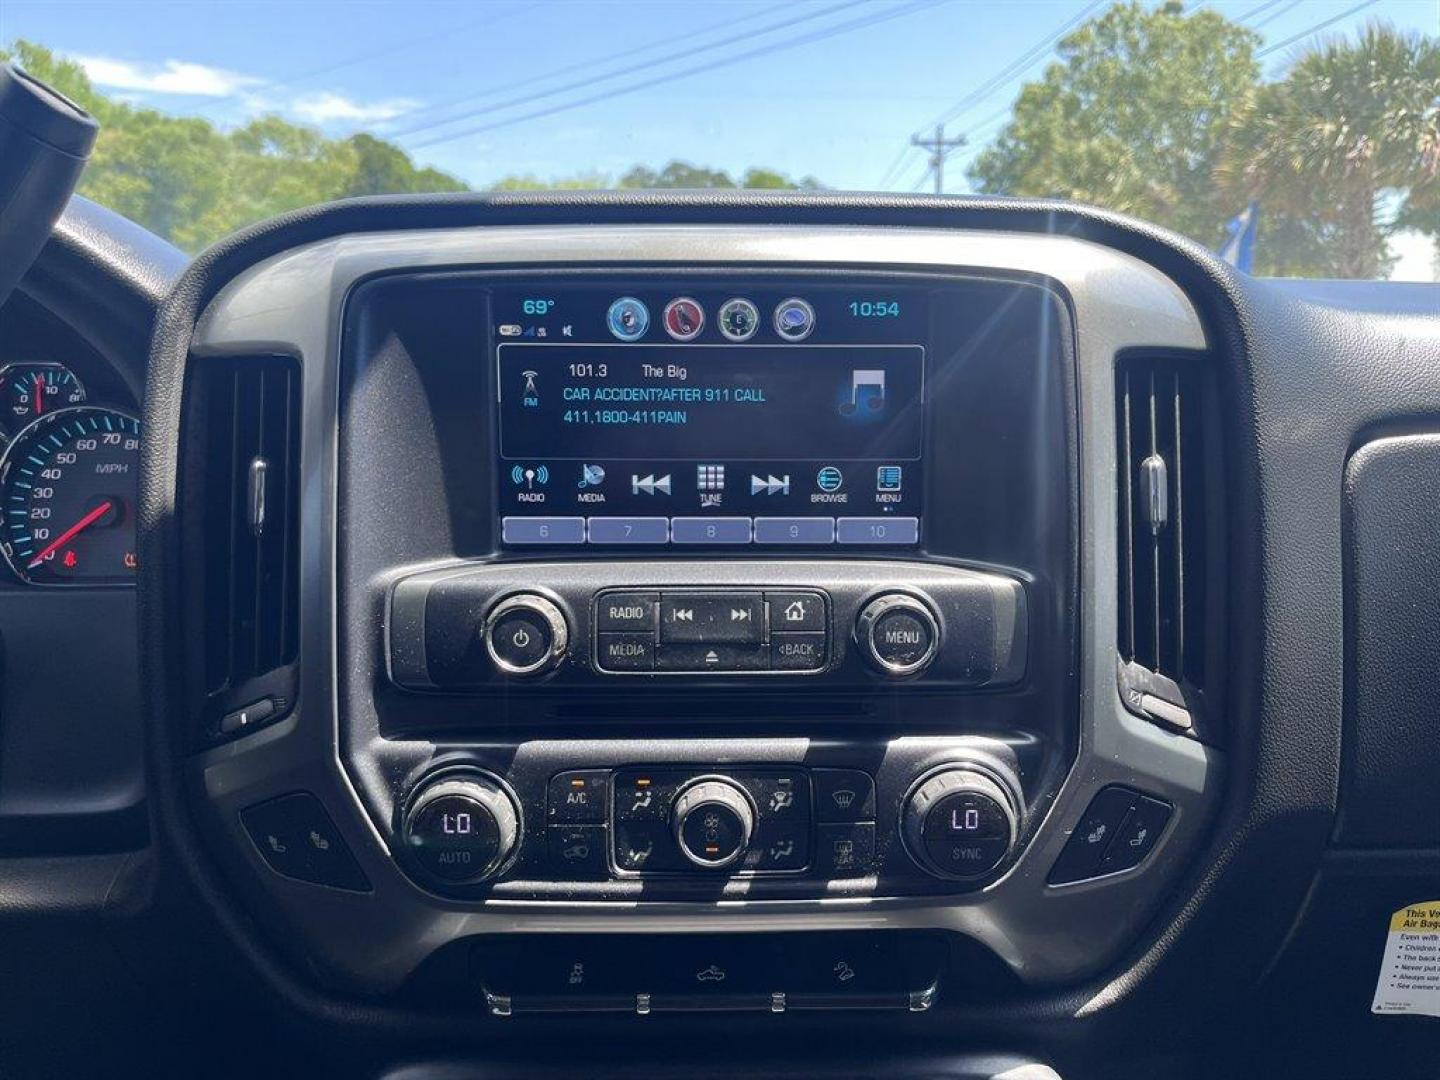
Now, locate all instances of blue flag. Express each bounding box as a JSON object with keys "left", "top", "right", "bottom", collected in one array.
[{"left": 1218, "top": 202, "right": 1259, "bottom": 272}]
